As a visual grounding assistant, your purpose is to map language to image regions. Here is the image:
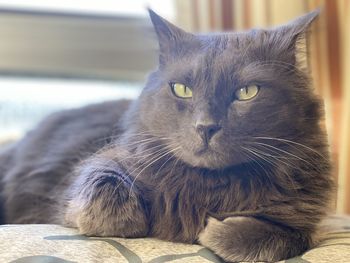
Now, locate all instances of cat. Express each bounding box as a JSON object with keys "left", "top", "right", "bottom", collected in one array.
[{"left": 0, "top": 9, "right": 334, "bottom": 262}]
